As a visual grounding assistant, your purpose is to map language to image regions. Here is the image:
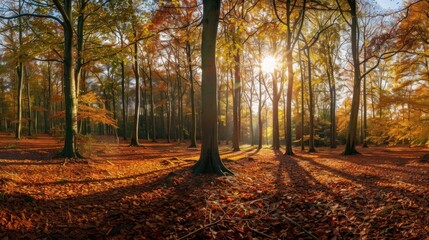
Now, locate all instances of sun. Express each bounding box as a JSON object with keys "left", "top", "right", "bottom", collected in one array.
[{"left": 261, "top": 56, "right": 277, "bottom": 73}]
